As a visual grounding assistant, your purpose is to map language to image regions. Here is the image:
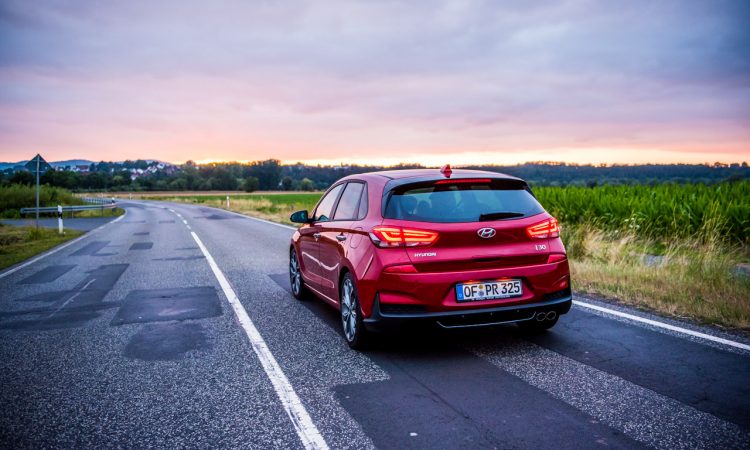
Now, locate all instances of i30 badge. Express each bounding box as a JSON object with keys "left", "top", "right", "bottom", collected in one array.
[{"left": 477, "top": 227, "right": 496, "bottom": 239}]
